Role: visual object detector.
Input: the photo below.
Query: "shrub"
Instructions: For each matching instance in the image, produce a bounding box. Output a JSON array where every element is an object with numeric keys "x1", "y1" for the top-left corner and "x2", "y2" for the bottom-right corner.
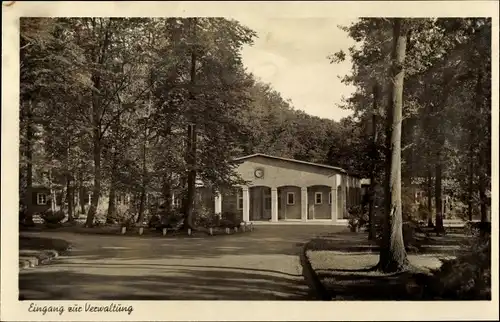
[
  {"x1": 148, "y1": 213, "x2": 161, "y2": 228},
  {"x1": 422, "y1": 236, "x2": 491, "y2": 300},
  {"x1": 40, "y1": 210, "x2": 66, "y2": 226},
  {"x1": 219, "y1": 212, "x2": 242, "y2": 229},
  {"x1": 193, "y1": 208, "x2": 219, "y2": 228},
  {"x1": 347, "y1": 205, "x2": 368, "y2": 232},
  {"x1": 464, "y1": 221, "x2": 491, "y2": 237},
  {"x1": 119, "y1": 209, "x2": 136, "y2": 229},
  {"x1": 155, "y1": 210, "x2": 184, "y2": 230}
]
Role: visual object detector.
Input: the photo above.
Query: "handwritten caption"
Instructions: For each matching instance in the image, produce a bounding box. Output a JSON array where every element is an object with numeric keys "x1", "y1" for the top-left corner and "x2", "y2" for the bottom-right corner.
[{"x1": 28, "y1": 303, "x2": 134, "y2": 315}]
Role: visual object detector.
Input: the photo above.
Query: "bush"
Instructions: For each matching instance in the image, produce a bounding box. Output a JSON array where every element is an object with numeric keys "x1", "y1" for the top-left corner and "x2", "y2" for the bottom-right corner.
[
  {"x1": 347, "y1": 205, "x2": 368, "y2": 232},
  {"x1": 148, "y1": 213, "x2": 161, "y2": 228},
  {"x1": 119, "y1": 210, "x2": 136, "y2": 229},
  {"x1": 464, "y1": 221, "x2": 491, "y2": 236},
  {"x1": 219, "y1": 212, "x2": 242, "y2": 229},
  {"x1": 193, "y1": 208, "x2": 220, "y2": 228},
  {"x1": 156, "y1": 210, "x2": 184, "y2": 230},
  {"x1": 40, "y1": 210, "x2": 66, "y2": 226},
  {"x1": 422, "y1": 236, "x2": 491, "y2": 300}
]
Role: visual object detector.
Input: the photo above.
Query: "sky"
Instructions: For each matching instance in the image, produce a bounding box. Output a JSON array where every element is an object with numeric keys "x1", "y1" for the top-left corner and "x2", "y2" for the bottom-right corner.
[{"x1": 239, "y1": 17, "x2": 358, "y2": 121}]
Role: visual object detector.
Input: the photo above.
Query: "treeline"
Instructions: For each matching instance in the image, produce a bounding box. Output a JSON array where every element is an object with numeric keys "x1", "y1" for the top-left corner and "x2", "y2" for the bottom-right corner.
[
  {"x1": 331, "y1": 18, "x2": 491, "y2": 271},
  {"x1": 19, "y1": 18, "x2": 349, "y2": 228}
]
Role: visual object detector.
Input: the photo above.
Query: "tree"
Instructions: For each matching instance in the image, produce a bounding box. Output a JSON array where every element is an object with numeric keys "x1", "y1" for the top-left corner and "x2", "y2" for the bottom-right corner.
[{"x1": 377, "y1": 18, "x2": 409, "y2": 272}]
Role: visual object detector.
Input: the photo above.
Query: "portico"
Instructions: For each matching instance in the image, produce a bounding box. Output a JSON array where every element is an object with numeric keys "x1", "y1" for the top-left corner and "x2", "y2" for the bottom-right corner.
[{"x1": 211, "y1": 154, "x2": 362, "y2": 225}]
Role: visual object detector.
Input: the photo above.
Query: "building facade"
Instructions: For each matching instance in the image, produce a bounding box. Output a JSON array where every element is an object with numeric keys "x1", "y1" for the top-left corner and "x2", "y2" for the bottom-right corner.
[{"x1": 203, "y1": 154, "x2": 363, "y2": 225}]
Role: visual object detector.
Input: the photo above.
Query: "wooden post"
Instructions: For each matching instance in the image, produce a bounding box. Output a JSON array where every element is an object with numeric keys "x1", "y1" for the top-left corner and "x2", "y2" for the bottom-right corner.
[
  {"x1": 162, "y1": 228, "x2": 167, "y2": 236},
  {"x1": 121, "y1": 227, "x2": 126, "y2": 234},
  {"x1": 138, "y1": 227, "x2": 144, "y2": 235}
]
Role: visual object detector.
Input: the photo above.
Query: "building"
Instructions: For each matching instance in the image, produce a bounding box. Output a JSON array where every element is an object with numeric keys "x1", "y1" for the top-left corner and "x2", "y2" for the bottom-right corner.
[{"x1": 197, "y1": 154, "x2": 363, "y2": 225}]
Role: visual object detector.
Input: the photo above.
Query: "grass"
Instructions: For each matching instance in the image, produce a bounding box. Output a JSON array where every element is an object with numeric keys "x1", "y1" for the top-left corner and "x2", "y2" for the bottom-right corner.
[
  {"x1": 19, "y1": 235, "x2": 72, "y2": 253},
  {"x1": 306, "y1": 231, "x2": 464, "y2": 300}
]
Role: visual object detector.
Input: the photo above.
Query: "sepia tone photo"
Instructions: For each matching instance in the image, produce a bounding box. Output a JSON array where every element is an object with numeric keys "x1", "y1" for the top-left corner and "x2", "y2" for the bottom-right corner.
[{"x1": 2, "y1": 1, "x2": 498, "y2": 321}]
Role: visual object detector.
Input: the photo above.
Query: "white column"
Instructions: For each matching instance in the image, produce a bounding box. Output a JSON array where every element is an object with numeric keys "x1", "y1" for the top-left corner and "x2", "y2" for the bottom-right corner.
[
  {"x1": 214, "y1": 192, "x2": 222, "y2": 214},
  {"x1": 271, "y1": 187, "x2": 278, "y2": 222},
  {"x1": 301, "y1": 187, "x2": 308, "y2": 222},
  {"x1": 331, "y1": 186, "x2": 338, "y2": 224},
  {"x1": 242, "y1": 186, "x2": 250, "y2": 223},
  {"x1": 336, "y1": 174, "x2": 343, "y2": 220}
]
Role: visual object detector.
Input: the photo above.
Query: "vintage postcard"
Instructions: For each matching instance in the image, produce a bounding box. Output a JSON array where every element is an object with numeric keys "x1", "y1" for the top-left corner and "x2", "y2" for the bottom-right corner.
[{"x1": 1, "y1": 1, "x2": 499, "y2": 321}]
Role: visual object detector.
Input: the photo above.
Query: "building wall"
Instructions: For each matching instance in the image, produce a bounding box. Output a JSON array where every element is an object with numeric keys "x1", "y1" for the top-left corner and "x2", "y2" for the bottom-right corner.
[
  {"x1": 278, "y1": 186, "x2": 301, "y2": 220},
  {"x1": 235, "y1": 156, "x2": 340, "y2": 188},
  {"x1": 26, "y1": 187, "x2": 51, "y2": 213},
  {"x1": 307, "y1": 185, "x2": 332, "y2": 220},
  {"x1": 249, "y1": 186, "x2": 271, "y2": 220},
  {"x1": 191, "y1": 156, "x2": 363, "y2": 222}
]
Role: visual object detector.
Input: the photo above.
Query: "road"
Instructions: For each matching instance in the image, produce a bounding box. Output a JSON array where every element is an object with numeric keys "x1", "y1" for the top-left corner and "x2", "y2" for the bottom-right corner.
[{"x1": 19, "y1": 225, "x2": 345, "y2": 300}]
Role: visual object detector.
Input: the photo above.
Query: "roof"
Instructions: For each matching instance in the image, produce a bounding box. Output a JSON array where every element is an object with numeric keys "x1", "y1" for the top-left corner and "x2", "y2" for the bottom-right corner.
[{"x1": 233, "y1": 153, "x2": 348, "y2": 174}]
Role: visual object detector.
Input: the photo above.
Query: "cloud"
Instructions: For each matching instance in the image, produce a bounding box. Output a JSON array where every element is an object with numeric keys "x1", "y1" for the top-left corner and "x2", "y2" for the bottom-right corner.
[{"x1": 240, "y1": 17, "x2": 357, "y2": 121}]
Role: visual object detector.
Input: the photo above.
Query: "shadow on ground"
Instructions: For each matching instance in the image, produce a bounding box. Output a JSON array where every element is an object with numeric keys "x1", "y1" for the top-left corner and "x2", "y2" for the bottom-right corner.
[
  {"x1": 19, "y1": 264, "x2": 308, "y2": 300},
  {"x1": 20, "y1": 226, "x2": 344, "y2": 260},
  {"x1": 306, "y1": 230, "x2": 476, "y2": 301}
]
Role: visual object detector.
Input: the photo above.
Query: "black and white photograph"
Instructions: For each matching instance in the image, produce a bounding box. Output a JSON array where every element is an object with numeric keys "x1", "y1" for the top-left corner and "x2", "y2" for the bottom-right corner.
[{"x1": 1, "y1": 1, "x2": 498, "y2": 321}]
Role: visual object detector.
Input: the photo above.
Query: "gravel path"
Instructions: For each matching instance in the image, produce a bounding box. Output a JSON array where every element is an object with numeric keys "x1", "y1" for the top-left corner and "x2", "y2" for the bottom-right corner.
[{"x1": 19, "y1": 225, "x2": 346, "y2": 300}]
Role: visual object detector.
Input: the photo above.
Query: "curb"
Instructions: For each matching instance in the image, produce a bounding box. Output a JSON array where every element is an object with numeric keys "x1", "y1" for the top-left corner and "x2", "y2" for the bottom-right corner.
[
  {"x1": 19, "y1": 243, "x2": 72, "y2": 270},
  {"x1": 299, "y1": 240, "x2": 332, "y2": 301},
  {"x1": 19, "y1": 249, "x2": 59, "y2": 270}
]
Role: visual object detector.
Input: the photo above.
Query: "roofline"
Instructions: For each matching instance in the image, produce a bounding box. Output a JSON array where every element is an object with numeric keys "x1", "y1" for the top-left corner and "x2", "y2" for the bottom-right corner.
[{"x1": 233, "y1": 153, "x2": 348, "y2": 174}]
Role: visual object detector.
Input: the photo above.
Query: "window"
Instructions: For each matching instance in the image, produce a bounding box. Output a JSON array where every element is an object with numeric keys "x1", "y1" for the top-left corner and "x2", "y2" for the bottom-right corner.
[
  {"x1": 237, "y1": 191, "x2": 243, "y2": 210},
  {"x1": 287, "y1": 192, "x2": 295, "y2": 205},
  {"x1": 36, "y1": 193, "x2": 47, "y2": 205},
  {"x1": 315, "y1": 192, "x2": 323, "y2": 205},
  {"x1": 329, "y1": 192, "x2": 332, "y2": 204}
]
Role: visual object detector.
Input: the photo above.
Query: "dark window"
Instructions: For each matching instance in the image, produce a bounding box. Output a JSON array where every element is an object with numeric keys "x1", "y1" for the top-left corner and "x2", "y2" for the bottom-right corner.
[
  {"x1": 36, "y1": 193, "x2": 47, "y2": 205},
  {"x1": 315, "y1": 192, "x2": 323, "y2": 204}
]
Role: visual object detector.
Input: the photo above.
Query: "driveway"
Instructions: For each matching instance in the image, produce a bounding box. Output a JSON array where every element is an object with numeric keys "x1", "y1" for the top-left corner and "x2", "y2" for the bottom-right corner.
[{"x1": 19, "y1": 225, "x2": 346, "y2": 300}]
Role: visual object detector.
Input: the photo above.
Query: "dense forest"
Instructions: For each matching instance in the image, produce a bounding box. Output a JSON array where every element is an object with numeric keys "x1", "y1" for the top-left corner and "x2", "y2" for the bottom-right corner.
[
  {"x1": 19, "y1": 18, "x2": 359, "y2": 228},
  {"x1": 19, "y1": 17, "x2": 492, "y2": 237},
  {"x1": 330, "y1": 18, "x2": 491, "y2": 271}
]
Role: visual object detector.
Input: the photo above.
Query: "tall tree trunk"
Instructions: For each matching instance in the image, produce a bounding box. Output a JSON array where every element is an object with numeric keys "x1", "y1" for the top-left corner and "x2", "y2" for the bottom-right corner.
[
  {"x1": 467, "y1": 148, "x2": 474, "y2": 222},
  {"x1": 474, "y1": 68, "x2": 489, "y2": 224},
  {"x1": 478, "y1": 168, "x2": 487, "y2": 223},
  {"x1": 85, "y1": 18, "x2": 111, "y2": 227},
  {"x1": 183, "y1": 18, "x2": 198, "y2": 230},
  {"x1": 79, "y1": 174, "x2": 86, "y2": 215},
  {"x1": 426, "y1": 169, "x2": 434, "y2": 227},
  {"x1": 368, "y1": 83, "x2": 380, "y2": 240},
  {"x1": 137, "y1": 95, "x2": 151, "y2": 225},
  {"x1": 86, "y1": 123, "x2": 101, "y2": 227},
  {"x1": 162, "y1": 174, "x2": 173, "y2": 215},
  {"x1": 66, "y1": 174, "x2": 74, "y2": 222},
  {"x1": 377, "y1": 18, "x2": 409, "y2": 273},
  {"x1": 434, "y1": 162, "x2": 445, "y2": 234},
  {"x1": 106, "y1": 174, "x2": 117, "y2": 223},
  {"x1": 136, "y1": 146, "x2": 148, "y2": 225},
  {"x1": 25, "y1": 99, "x2": 35, "y2": 225}
]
